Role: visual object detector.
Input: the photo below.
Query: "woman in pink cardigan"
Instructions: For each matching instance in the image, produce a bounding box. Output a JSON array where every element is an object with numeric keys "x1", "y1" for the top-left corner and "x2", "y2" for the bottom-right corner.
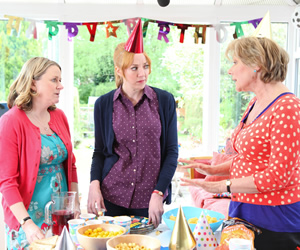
[
  {"x1": 0, "y1": 57, "x2": 80, "y2": 249},
  {"x1": 181, "y1": 37, "x2": 300, "y2": 249}
]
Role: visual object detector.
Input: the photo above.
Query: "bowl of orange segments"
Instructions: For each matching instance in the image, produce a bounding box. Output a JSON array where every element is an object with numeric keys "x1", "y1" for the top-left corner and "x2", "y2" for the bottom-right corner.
[{"x1": 76, "y1": 223, "x2": 126, "y2": 250}]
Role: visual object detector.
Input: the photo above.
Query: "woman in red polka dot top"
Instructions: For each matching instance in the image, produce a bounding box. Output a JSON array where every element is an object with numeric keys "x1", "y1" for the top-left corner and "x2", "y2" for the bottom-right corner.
[{"x1": 181, "y1": 37, "x2": 300, "y2": 249}]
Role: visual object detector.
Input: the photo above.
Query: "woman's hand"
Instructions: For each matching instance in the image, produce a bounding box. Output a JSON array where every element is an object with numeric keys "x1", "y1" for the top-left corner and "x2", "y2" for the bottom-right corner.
[
  {"x1": 148, "y1": 193, "x2": 164, "y2": 228},
  {"x1": 180, "y1": 162, "x2": 216, "y2": 176},
  {"x1": 180, "y1": 178, "x2": 225, "y2": 194},
  {"x1": 87, "y1": 180, "x2": 106, "y2": 215},
  {"x1": 22, "y1": 220, "x2": 45, "y2": 244}
]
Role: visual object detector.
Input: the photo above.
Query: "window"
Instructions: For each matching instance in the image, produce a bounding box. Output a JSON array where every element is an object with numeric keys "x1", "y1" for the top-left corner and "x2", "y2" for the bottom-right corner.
[{"x1": 0, "y1": 21, "x2": 54, "y2": 102}]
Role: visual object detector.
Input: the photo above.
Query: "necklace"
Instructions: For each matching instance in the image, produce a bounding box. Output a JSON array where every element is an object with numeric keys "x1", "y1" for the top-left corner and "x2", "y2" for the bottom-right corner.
[{"x1": 27, "y1": 112, "x2": 50, "y2": 132}]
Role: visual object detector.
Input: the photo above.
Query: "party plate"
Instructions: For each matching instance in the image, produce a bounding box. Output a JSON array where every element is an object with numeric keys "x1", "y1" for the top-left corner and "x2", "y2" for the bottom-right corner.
[{"x1": 129, "y1": 216, "x2": 154, "y2": 234}]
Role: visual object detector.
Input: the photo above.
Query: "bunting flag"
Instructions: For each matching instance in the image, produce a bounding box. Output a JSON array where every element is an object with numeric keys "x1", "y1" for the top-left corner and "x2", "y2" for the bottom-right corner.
[{"x1": 0, "y1": 13, "x2": 272, "y2": 44}]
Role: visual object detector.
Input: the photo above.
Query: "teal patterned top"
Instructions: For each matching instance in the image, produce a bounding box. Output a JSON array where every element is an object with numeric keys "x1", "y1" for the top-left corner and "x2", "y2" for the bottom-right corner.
[{"x1": 6, "y1": 132, "x2": 68, "y2": 249}]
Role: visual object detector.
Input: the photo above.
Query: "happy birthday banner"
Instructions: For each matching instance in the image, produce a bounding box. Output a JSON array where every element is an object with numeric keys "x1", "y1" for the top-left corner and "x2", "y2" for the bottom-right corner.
[{"x1": 3, "y1": 15, "x2": 263, "y2": 44}]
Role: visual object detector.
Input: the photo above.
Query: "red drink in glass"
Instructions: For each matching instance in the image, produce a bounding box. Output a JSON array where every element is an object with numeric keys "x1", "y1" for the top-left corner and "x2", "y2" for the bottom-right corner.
[{"x1": 52, "y1": 210, "x2": 74, "y2": 235}]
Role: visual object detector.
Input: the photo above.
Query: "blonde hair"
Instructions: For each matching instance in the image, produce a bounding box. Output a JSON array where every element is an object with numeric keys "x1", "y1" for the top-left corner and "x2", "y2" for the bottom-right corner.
[
  {"x1": 113, "y1": 43, "x2": 152, "y2": 88},
  {"x1": 7, "y1": 57, "x2": 61, "y2": 111},
  {"x1": 225, "y1": 37, "x2": 289, "y2": 83}
]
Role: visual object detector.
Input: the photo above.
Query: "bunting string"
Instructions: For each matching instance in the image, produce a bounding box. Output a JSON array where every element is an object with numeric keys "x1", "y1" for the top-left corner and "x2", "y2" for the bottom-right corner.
[{"x1": 2, "y1": 15, "x2": 263, "y2": 44}]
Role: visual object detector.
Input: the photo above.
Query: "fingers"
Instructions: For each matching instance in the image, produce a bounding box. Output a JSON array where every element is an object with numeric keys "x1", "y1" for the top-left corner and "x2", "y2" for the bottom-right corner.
[
  {"x1": 181, "y1": 163, "x2": 201, "y2": 169},
  {"x1": 180, "y1": 177, "x2": 200, "y2": 187},
  {"x1": 149, "y1": 213, "x2": 160, "y2": 228},
  {"x1": 27, "y1": 229, "x2": 45, "y2": 244}
]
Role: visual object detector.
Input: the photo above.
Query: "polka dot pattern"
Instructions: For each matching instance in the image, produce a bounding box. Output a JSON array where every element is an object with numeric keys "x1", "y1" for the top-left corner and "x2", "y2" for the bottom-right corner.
[
  {"x1": 193, "y1": 212, "x2": 218, "y2": 249},
  {"x1": 101, "y1": 86, "x2": 161, "y2": 208},
  {"x1": 231, "y1": 94, "x2": 300, "y2": 206}
]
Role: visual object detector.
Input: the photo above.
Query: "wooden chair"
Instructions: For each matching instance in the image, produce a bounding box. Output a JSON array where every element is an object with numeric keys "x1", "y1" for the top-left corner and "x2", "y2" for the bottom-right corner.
[{"x1": 189, "y1": 156, "x2": 212, "y2": 179}]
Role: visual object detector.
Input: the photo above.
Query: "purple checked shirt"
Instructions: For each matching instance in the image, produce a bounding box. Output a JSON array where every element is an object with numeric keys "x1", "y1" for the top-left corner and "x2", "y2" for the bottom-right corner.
[{"x1": 101, "y1": 85, "x2": 162, "y2": 209}]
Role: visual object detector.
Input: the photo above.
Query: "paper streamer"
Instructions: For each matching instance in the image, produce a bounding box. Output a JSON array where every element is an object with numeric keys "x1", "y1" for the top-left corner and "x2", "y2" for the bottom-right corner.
[
  {"x1": 105, "y1": 22, "x2": 119, "y2": 38},
  {"x1": 26, "y1": 20, "x2": 37, "y2": 39},
  {"x1": 141, "y1": 18, "x2": 150, "y2": 38},
  {"x1": 214, "y1": 24, "x2": 228, "y2": 43},
  {"x1": 176, "y1": 24, "x2": 189, "y2": 43},
  {"x1": 157, "y1": 21, "x2": 171, "y2": 43},
  {"x1": 64, "y1": 23, "x2": 81, "y2": 42},
  {"x1": 4, "y1": 15, "x2": 24, "y2": 36},
  {"x1": 248, "y1": 18, "x2": 263, "y2": 29},
  {"x1": 194, "y1": 25, "x2": 211, "y2": 44},
  {"x1": 45, "y1": 21, "x2": 63, "y2": 40},
  {"x1": 124, "y1": 18, "x2": 137, "y2": 35},
  {"x1": 231, "y1": 21, "x2": 248, "y2": 39},
  {"x1": 82, "y1": 22, "x2": 98, "y2": 42}
]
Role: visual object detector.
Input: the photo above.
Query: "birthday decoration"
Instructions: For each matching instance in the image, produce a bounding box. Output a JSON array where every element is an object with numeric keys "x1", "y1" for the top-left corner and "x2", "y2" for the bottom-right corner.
[
  {"x1": 45, "y1": 21, "x2": 63, "y2": 40},
  {"x1": 193, "y1": 212, "x2": 218, "y2": 250},
  {"x1": 169, "y1": 205, "x2": 196, "y2": 250},
  {"x1": 4, "y1": 15, "x2": 23, "y2": 36},
  {"x1": 0, "y1": 13, "x2": 274, "y2": 44},
  {"x1": 105, "y1": 21, "x2": 119, "y2": 38},
  {"x1": 82, "y1": 22, "x2": 98, "y2": 42},
  {"x1": 125, "y1": 18, "x2": 143, "y2": 53},
  {"x1": 157, "y1": 21, "x2": 172, "y2": 43},
  {"x1": 214, "y1": 24, "x2": 229, "y2": 43},
  {"x1": 25, "y1": 20, "x2": 37, "y2": 39},
  {"x1": 252, "y1": 11, "x2": 272, "y2": 39},
  {"x1": 64, "y1": 23, "x2": 81, "y2": 42}
]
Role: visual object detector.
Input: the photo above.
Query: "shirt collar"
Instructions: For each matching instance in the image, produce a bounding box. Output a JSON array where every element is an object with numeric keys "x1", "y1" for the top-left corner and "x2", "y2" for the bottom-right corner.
[{"x1": 113, "y1": 85, "x2": 154, "y2": 101}]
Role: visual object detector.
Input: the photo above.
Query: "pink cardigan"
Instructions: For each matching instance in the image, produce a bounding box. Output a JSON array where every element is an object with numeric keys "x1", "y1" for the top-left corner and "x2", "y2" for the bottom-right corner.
[{"x1": 0, "y1": 106, "x2": 78, "y2": 230}]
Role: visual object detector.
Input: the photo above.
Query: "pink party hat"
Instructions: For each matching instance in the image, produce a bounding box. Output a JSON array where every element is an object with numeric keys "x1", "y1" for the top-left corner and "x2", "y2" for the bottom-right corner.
[
  {"x1": 193, "y1": 211, "x2": 219, "y2": 250},
  {"x1": 125, "y1": 18, "x2": 144, "y2": 53}
]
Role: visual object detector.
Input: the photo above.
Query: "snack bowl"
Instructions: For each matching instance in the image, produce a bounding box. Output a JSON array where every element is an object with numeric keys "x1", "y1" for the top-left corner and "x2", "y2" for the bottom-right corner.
[
  {"x1": 162, "y1": 206, "x2": 225, "y2": 232},
  {"x1": 107, "y1": 234, "x2": 161, "y2": 250},
  {"x1": 76, "y1": 224, "x2": 126, "y2": 250}
]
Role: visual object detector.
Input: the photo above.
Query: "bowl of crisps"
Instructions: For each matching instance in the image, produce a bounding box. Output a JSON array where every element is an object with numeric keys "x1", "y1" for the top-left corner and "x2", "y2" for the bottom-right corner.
[
  {"x1": 76, "y1": 224, "x2": 126, "y2": 250},
  {"x1": 106, "y1": 234, "x2": 161, "y2": 250},
  {"x1": 162, "y1": 206, "x2": 225, "y2": 232}
]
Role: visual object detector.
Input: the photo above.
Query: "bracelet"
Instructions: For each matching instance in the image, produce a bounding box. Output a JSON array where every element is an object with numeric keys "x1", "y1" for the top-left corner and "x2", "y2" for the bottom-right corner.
[{"x1": 152, "y1": 190, "x2": 163, "y2": 197}]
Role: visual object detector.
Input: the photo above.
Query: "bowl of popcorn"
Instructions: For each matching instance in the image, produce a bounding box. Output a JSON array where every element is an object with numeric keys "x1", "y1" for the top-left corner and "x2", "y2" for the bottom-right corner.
[
  {"x1": 106, "y1": 234, "x2": 161, "y2": 250},
  {"x1": 76, "y1": 223, "x2": 126, "y2": 250}
]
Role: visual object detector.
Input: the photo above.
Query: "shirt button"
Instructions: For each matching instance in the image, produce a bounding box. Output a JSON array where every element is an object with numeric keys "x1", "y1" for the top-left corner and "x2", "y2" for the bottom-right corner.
[
  {"x1": 131, "y1": 183, "x2": 134, "y2": 186},
  {"x1": 133, "y1": 140, "x2": 135, "y2": 142},
  {"x1": 133, "y1": 169, "x2": 136, "y2": 172},
  {"x1": 132, "y1": 126, "x2": 135, "y2": 129}
]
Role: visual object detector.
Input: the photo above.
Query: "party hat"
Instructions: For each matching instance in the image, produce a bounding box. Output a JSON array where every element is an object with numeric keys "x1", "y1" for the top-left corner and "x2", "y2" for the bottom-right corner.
[
  {"x1": 169, "y1": 206, "x2": 196, "y2": 250},
  {"x1": 193, "y1": 212, "x2": 218, "y2": 250},
  {"x1": 252, "y1": 11, "x2": 272, "y2": 39},
  {"x1": 125, "y1": 18, "x2": 144, "y2": 53},
  {"x1": 55, "y1": 226, "x2": 76, "y2": 250}
]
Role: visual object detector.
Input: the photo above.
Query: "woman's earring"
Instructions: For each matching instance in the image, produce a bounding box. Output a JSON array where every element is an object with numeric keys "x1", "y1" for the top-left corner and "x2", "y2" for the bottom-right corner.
[{"x1": 254, "y1": 70, "x2": 257, "y2": 73}]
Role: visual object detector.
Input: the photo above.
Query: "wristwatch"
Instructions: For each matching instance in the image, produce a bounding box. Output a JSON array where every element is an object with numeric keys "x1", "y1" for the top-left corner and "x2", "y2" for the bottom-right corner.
[
  {"x1": 20, "y1": 216, "x2": 31, "y2": 226},
  {"x1": 226, "y1": 179, "x2": 232, "y2": 193}
]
